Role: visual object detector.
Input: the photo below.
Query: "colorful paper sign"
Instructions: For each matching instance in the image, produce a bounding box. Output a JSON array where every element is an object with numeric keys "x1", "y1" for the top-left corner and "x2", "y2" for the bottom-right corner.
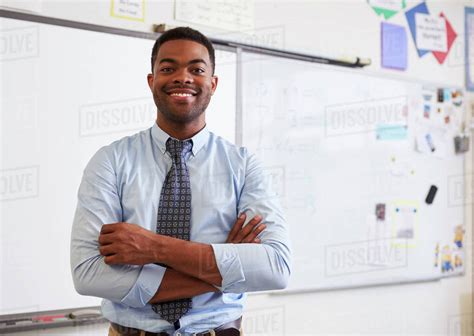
[
  {"x1": 405, "y1": 1, "x2": 430, "y2": 57},
  {"x1": 381, "y1": 22, "x2": 408, "y2": 70},
  {"x1": 432, "y1": 13, "x2": 457, "y2": 64},
  {"x1": 415, "y1": 13, "x2": 448, "y2": 52},
  {"x1": 376, "y1": 124, "x2": 408, "y2": 140},
  {"x1": 368, "y1": 0, "x2": 406, "y2": 20}
]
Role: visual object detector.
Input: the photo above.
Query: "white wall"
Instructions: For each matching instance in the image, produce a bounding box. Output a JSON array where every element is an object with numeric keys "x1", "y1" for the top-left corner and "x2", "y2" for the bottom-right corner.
[{"x1": 1, "y1": 0, "x2": 472, "y2": 335}]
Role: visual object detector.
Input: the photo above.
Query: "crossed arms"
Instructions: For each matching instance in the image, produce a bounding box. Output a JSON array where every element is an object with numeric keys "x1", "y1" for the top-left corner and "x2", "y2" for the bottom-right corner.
[
  {"x1": 71, "y1": 146, "x2": 291, "y2": 308},
  {"x1": 97, "y1": 214, "x2": 266, "y2": 303}
]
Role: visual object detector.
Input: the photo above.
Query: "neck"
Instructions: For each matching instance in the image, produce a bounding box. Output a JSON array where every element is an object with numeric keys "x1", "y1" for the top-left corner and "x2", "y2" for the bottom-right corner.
[{"x1": 156, "y1": 115, "x2": 206, "y2": 140}]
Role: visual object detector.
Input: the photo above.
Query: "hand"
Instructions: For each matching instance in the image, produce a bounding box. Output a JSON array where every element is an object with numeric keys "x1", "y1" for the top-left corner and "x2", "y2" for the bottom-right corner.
[
  {"x1": 98, "y1": 222, "x2": 160, "y2": 265},
  {"x1": 226, "y1": 213, "x2": 266, "y2": 244}
]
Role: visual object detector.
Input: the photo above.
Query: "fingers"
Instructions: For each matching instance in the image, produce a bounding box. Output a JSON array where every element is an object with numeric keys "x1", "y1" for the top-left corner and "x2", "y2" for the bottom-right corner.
[
  {"x1": 100, "y1": 223, "x2": 121, "y2": 234},
  {"x1": 233, "y1": 215, "x2": 263, "y2": 242},
  {"x1": 99, "y1": 244, "x2": 116, "y2": 257},
  {"x1": 104, "y1": 255, "x2": 118, "y2": 265},
  {"x1": 242, "y1": 223, "x2": 266, "y2": 243},
  {"x1": 98, "y1": 233, "x2": 114, "y2": 245},
  {"x1": 226, "y1": 213, "x2": 246, "y2": 243}
]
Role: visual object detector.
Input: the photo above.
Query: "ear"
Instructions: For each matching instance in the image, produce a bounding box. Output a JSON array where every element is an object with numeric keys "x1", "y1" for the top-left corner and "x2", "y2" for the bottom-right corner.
[
  {"x1": 210, "y1": 75, "x2": 218, "y2": 95},
  {"x1": 147, "y1": 73, "x2": 154, "y2": 90}
]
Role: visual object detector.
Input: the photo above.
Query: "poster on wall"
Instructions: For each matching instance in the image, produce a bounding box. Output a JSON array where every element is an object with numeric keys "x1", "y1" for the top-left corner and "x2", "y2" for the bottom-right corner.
[
  {"x1": 465, "y1": 7, "x2": 474, "y2": 91},
  {"x1": 381, "y1": 22, "x2": 408, "y2": 70},
  {"x1": 368, "y1": 0, "x2": 406, "y2": 20},
  {"x1": 174, "y1": 0, "x2": 254, "y2": 32},
  {"x1": 110, "y1": 0, "x2": 145, "y2": 22}
]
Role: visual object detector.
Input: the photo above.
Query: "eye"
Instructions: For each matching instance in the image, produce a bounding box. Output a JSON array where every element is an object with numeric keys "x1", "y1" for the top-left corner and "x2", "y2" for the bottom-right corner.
[
  {"x1": 160, "y1": 67, "x2": 174, "y2": 73},
  {"x1": 192, "y1": 67, "x2": 205, "y2": 74}
]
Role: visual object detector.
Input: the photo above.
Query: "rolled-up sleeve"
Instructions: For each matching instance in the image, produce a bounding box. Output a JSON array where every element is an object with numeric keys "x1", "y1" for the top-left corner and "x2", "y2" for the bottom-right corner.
[
  {"x1": 211, "y1": 152, "x2": 292, "y2": 293},
  {"x1": 70, "y1": 147, "x2": 166, "y2": 307}
]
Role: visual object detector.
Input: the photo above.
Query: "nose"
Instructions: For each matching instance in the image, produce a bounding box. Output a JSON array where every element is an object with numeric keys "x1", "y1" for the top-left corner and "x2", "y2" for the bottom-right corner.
[{"x1": 173, "y1": 68, "x2": 193, "y2": 84}]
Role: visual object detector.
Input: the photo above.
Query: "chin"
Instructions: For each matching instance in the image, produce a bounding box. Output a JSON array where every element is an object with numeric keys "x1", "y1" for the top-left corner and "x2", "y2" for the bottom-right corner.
[{"x1": 165, "y1": 110, "x2": 204, "y2": 124}]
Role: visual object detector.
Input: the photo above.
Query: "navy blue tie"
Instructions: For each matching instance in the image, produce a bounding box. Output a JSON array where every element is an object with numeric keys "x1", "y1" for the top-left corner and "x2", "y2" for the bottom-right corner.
[{"x1": 152, "y1": 138, "x2": 193, "y2": 324}]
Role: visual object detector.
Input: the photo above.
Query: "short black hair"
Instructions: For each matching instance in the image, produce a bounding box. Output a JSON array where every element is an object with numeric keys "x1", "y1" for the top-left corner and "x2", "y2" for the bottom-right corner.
[{"x1": 150, "y1": 27, "x2": 215, "y2": 74}]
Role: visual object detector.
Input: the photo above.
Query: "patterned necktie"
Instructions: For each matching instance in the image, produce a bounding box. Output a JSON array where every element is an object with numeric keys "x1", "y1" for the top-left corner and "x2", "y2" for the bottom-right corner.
[{"x1": 152, "y1": 138, "x2": 193, "y2": 324}]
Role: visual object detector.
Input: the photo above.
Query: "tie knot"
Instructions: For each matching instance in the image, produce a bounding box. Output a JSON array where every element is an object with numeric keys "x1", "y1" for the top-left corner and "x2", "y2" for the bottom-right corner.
[{"x1": 166, "y1": 138, "x2": 193, "y2": 160}]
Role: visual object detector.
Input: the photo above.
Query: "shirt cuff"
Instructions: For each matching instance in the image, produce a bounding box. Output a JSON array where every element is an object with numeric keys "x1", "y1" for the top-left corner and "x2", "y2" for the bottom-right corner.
[
  {"x1": 120, "y1": 264, "x2": 166, "y2": 308},
  {"x1": 211, "y1": 244, "x2": 245, "y2": 292}
]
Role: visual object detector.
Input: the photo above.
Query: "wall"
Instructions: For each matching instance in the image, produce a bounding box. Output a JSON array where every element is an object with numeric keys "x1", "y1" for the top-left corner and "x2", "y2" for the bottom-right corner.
[{"x1": 1, "y1": 0, "x2": 472, "y2": 334}]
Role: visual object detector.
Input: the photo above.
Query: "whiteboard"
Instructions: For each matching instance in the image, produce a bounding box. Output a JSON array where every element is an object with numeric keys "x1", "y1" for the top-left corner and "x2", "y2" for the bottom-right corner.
[
  {"x1": 0, "y1": 17, "x2": 236, "y2": 314},
  {"x1": 241, "y1": 52, "x2": 466, "y2": 292}
]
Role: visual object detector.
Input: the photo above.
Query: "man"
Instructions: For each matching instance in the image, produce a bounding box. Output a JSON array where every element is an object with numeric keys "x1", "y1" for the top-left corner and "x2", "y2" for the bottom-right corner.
[{"x1": 71, "y1": 27, "x2": 291, "y2": 336}]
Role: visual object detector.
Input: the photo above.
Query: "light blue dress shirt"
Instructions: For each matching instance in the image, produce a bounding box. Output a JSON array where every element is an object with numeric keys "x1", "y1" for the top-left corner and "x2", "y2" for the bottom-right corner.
[{"x1": 70, "y1": 123, "x2": 291, "y2": 334}]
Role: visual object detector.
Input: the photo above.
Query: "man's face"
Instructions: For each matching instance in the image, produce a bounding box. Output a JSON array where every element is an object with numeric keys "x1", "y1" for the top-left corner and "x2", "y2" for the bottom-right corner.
[{"x1": 147, "y1": 39, "x2": 218, "y2": 125}]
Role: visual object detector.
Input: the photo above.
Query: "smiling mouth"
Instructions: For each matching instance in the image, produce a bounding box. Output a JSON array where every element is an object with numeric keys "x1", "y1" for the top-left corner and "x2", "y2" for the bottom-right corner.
[{"x1": 169, "y1": 92, "x2": 195, "y2": 97}]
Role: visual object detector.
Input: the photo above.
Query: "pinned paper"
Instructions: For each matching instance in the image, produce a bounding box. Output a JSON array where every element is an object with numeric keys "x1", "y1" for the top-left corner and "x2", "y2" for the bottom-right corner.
[
  {"x1": 392, "y1": 203, "x2": 418, "y2": 239},
  {"x1": 376, "y1": 124, "x2": 408, "y2": 140},
  {"x1": 110, "y1": 0, "x2": 145, "y2": 21},
  {"x1": 415, "y1": 128, "x2": 448, "y2": 158},
  {"x1": 432, "y1": 13, "x2": 457, "y2": 65},
  {"x1": 381, "y1": 22, "x2": 408, "y2": 70},
  {"x1": 368, "y1": 0, "x2": 406, "y2": 20},
  {"x1": 389, "y1": 156, "x2": 415, "y2": 177},
  {"x1": 376, "y1": 203, "x2": 386, "y2": 221},
  {"x1": 415, "y1": 13, "x2": 448, "y2": 52},
  {"x1": 452, "y1": 90, "x2": 463, "y2": 107},
  {"x1": 441, "y1": 244, "x2": 455, "y2": 273},
  {"x1": 405, "y1": 2, "x2": 430, "y2": 57}
]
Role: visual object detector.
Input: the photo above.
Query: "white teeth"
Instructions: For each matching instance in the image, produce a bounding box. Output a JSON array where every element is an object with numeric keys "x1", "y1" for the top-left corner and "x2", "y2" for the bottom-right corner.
[{"x1": 170, "y1": 93, "x2": 193, "y2": 97}]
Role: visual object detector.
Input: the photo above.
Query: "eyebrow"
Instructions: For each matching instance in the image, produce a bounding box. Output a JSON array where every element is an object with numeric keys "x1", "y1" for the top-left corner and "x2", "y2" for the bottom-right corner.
[{"x1": 158, "y1": 58, "x2": 208, "y2": 66}]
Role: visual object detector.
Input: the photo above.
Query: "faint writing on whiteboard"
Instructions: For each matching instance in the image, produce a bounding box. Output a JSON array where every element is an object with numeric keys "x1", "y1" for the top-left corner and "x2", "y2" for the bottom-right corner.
[
  {"x1": 0, "y1": 26, "x2": 39, "y2": 61},
  {"x1": 175, "y1": 0, "x2": 254, "y2": 31},
  {"x1": 324, "y1": 96, "x2": 407, "y2": 137},
  {"x1": 415, "y1": 14, "x2": 447, "y2": 52},
  {"x1": 111, "y1": 0, "x2": 145, "y2": 21},
  {"x1": 79, "y1": 98, "x2": 155, "y2": 136}
]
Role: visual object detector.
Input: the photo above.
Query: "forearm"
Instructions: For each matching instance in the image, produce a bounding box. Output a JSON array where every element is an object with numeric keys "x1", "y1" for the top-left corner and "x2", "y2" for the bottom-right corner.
[
  {"x1": 72, "y1": 249, "x2": 166, "y2": 307},
  {"x1": 158, "y1": 236, "x2": 222, "y2": 286},
  {"x1": 148, "y1": 268, "x2": 218, "y2": 303},
  {"x1": 211, "y1": 241, "x2": 291, "y2": 293}
]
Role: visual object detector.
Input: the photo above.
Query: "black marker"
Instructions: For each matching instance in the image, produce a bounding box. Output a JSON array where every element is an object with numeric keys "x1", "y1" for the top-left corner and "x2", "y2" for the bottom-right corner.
[{"x1": 425, "y1": 185, "x2": 438, "y2": 204}]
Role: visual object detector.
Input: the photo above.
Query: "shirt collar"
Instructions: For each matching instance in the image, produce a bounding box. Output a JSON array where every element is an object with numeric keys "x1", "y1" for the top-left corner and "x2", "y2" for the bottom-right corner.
[{"x1": 151, "y1": 122, "x2": 209, "y2": 156}]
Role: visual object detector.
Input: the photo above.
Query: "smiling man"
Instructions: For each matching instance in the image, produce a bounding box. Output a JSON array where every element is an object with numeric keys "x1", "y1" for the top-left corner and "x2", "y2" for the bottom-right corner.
[{"x1": 71, "y1": 27, "x2": 291, "y2": 336}]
